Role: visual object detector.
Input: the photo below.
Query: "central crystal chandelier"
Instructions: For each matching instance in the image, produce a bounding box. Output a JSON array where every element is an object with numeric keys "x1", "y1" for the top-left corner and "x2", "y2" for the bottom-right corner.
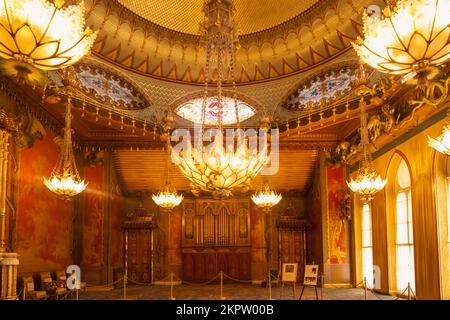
[
  {"x1": 347, "y1": 99, "x2": 387, "y2": 202},
  {"x1": 0, "y1": 0, "x2": 96, "y2": 82},
  {"x1": 44, "y1": 99, "x2": 87, "y2": 199},
  {"x1": 352, "y1": 0, "x2": 450, "y2": 88},
  {"x1": 251, "y1": 182, "x2": 282, "y2": 211},
  {"x1": 171, "y1": 0, "x2": 269, "y2": 199},
  {"x1": 153, "y1": 134, "x2": 183, "y2": 210}
]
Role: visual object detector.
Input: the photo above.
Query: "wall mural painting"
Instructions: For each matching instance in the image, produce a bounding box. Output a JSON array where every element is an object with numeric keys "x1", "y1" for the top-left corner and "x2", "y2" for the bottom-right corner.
[
  {"x1": 17, "y1": 129, "x2": 73, "y2": 272},
  {"x1": 82, "y1": 164, "x2": 104, "y2": 266},
  {"x1": 308, "y1": 167, "x2": 323, "y2": 265},
  {"x1": 326, "y1": 165, "x2": 349, "y2": 265}
]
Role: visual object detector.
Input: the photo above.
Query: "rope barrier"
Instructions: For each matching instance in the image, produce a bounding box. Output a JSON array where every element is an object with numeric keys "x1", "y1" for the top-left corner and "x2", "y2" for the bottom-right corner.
[
  {"x1": 85, "y1": 277, "x2": 124, "y2": 290},
  {"x1": 126, "y1": 278, "x2": 154, "y2": 286},
  {"x1": 16, "y1": 288, "x2": 24, "y2": 300},
  {"x1": 222, "y1": 273, "x2": 253, "y2": 284},
  {"x1": 173, "y1": 273, "x2": 221, "y2": 286}
]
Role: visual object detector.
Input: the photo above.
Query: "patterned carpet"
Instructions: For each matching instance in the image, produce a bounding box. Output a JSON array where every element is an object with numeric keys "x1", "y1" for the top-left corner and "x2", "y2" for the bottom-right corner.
[{"x1": 78, "y1": 284, "x2": 398, "y2": 300}]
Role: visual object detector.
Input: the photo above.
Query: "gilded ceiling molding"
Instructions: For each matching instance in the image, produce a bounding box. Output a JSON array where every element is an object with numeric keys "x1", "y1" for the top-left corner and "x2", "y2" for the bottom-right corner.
[
  {"x1": 85, "y1": 0, "x2": 368, "y2": 84},
  {"x1": 0, "y1": 77, "x2": 62, "y2": 140}
]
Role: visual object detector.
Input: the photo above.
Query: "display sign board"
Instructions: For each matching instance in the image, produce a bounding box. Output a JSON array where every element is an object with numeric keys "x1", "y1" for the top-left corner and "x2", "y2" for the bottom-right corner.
[
  {"x1": 281, "y1": 263, "x2": 298, "y2": 283},
  {"x1": 303, "y1": 265, "x2": 319, "y2": 286}
]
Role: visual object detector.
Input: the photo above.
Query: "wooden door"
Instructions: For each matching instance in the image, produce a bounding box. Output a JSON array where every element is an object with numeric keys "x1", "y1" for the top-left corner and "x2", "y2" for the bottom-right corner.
[
  {"x1": 279, "y1": 229, "x2": 306, "y2": 282},
  {"x1": 127, "y1": 229, "x2": 152, "y2": 283}
]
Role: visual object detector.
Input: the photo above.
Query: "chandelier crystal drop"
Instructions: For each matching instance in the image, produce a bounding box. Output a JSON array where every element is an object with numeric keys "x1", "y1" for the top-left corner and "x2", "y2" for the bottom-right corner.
[
  {"x1": 171, "y1": 0, "x2": 269, "y2": 199},
  {"x1": 0, "y1": 0, "x2": 97, "y2": 77},
  {"x1": 347, "y1": 97, "x2": 387, "y2": 201},
  {"x1": 251, "y1": 183, "x2": 282, "y2": 210},
  {"x1": 352, "y1": 0, "x2": 450, "y2": 87},
  {"x1": 43, "y1": 99, "x2": 87, "y2": 199},
  {"x1": 428, "y1": 112, "x2": 450, "y2": 155}
]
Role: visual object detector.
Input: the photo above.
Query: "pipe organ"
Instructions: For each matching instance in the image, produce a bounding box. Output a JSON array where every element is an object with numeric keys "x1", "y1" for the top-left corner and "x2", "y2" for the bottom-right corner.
[
  {"x1": 181, "y1": 199, "x2": 251, "y2": 282},
  {"x1": 182, "y1": 199, "x2": 250, "y2": 247}
]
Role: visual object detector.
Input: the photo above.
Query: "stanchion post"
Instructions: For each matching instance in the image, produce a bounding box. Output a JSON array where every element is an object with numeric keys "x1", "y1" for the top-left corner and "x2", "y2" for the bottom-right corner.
[
  {"x1": 268, "y1": 271, "x2": 273, "y2": 300},
  {"x1": 170, "y1": 272, "x2": 175, "y2": 300},
  {"x1": 321, "y1": 272, "x2": 324, "y2": 300},
  {"x1": 364, "y1": 277, "x2": 367, "y2": 300},
  {"x1": 124, "y1": 229, "x2": 128, "y2": 300},
  {"x1": 220, "y1": 271, "x2": 225, "y2": 300},
  {"x1": 407, "y1": 282, "x2": 411, "y2": 301},
  {"x1": 123, "y1": 276, "x2": 127, "y2": 300}
]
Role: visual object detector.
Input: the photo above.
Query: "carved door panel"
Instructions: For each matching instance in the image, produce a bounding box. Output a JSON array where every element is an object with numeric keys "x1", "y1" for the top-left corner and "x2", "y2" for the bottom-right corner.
[
  {"x1": 228, "y1": 253, "x2": 240, "y2": 280},
  {"x1": 239, "y1": 253, "x2": 251, "y2": 280},
  {"x1": 183, "y1": 253, "x2": 194, "y2": 282},
  {"x1": 206, "y1": 253, "x2": 216, "y2": 281},
  {"x1": 194, "y1": 253, "x2": 206, "y2": 282},
  {"x1": 127, "y1": 229, "x2": 152, "y2": 283},
  {"x1": 217, "y1": 252, "x2": 228, "y2": 275},
  {"x1": 279, "y1": 229, "x2": 306, "y2": 282}
]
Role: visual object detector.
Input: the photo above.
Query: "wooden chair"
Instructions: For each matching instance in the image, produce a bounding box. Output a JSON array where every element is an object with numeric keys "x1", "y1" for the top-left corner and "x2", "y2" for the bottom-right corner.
[
  {"x1": 56, "y1": 270, "x2": 87, "y2": 296},
  {"x1": 22, "y1": 275, "x2": 47, "y2": 300},
  {"x1": 40, "y1": 272, "x2": 67, "y2": 300}
]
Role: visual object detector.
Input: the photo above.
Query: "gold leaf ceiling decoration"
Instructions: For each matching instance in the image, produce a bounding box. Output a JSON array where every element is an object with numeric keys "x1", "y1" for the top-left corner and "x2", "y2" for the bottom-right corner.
[
  {"x1": 116, "y1": 0, "x2": 322, "y2": 35},
  {"x1": 84, "y1": 0, "x2": 383, "y2": 84}
]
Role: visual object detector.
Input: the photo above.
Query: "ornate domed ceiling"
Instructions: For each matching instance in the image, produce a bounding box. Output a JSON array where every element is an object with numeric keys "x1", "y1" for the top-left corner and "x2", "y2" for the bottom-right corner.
[
  {"x1": 116, "y1": 0, "x2": 322, "y2": 35},
  {"x1": 84, "y1": 0, "x2": 385, "y2": 84}
]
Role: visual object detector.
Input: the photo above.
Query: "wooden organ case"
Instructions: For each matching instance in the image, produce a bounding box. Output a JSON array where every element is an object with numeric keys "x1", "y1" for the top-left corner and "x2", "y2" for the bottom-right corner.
[
  {"x1": 277, "y1": 205, "x2": 308, "y2": 282},
  {"x1": 123, "y1": 204, "x2": 153, "y2": 284},
  {"x1": 181, "y1": 199, "x2": 251, "y2": 282}
]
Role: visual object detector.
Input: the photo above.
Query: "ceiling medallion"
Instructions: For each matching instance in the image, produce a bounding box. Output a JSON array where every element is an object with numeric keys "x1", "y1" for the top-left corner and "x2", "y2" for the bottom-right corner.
[
  {"x1": 171, "y1": 0, "x2": 270, "y2": 199},
  {"x1": 352, "y1": 0, "x2": 450, "y2": 89},
  {"x1": 44, "y1": 99, "x2": 87, "y2": 200},
  {"x1": 0, "y1": 0, "x2": 97, "y2": 83}
]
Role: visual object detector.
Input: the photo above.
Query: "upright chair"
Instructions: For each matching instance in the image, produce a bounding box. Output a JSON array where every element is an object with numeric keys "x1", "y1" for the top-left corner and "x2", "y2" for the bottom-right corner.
[
  {"x1": 40, "y1": 271, "x2": 67, "y2": 300},
  {"x1": 56, "y1": 270, "x2": 87, "y2": 297},
  {"x1": 22, "y1": 275, "x2": 47, "y2": 300}
]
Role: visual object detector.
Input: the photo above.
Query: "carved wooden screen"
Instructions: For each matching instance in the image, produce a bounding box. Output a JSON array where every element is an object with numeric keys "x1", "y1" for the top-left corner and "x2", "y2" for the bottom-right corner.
[{"x1": 182, "y1": 199, "x2": 250, "y2": 247}]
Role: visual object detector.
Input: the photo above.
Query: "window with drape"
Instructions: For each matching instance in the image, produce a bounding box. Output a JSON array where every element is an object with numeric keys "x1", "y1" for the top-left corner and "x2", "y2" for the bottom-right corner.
[
  {"x1": 395, "y1": 160, "x2": 415, "y2": 293},
  {"x1": 362, "y1": 203, "x2": 373, "y2": 287}
]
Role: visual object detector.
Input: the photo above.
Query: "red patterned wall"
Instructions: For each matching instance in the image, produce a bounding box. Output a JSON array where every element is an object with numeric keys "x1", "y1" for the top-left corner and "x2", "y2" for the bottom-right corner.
[
  {"x1": 109, "y1": 189, "x2": 123, "y2": 266},
  {"x1": 82, "y1": 164, "x2": 104, "y2": 266},
  {"x1": 16, "y1": 131, "x2": 73, "y2": 273},
  {"x1": 307, "y1": 163, "x2": 323, "y2": 265}
]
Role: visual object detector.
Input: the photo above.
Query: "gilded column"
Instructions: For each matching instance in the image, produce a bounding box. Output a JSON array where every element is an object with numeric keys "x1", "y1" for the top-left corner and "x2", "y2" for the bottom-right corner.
[
  {"x1": 0, "y1": 129, "x2": 19, "y2": 299},
  {"x1": 0, "y1": 130, "x2": 10, "y2": 252},
  {"x1": 0, "y1": 253, "x2": 19, "y2": 299}
]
